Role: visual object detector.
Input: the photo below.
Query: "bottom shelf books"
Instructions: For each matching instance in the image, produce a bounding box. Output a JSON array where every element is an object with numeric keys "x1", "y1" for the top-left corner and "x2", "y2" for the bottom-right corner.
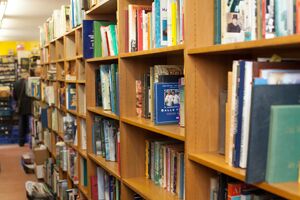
[
  {"x1": 210, "y1": 173, "x2": 285, "y2": 200},
  {"x1": 90, "y1": 166, "x2": 121, "y2": 200},
  {"x1": 145, "y1": 140, "x2": 185, "y2": 199}
]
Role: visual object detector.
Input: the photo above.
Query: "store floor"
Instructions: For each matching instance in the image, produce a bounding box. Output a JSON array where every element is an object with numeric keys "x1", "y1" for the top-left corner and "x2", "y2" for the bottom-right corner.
[{"x1": 0, "y1": 144, "x2": 36, "y2": 200}]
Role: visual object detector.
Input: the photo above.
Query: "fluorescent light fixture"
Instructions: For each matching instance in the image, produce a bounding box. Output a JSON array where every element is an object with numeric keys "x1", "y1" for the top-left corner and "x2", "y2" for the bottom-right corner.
[{"x1": 0, "y1": 0, "x2": 7, "y2": 28}]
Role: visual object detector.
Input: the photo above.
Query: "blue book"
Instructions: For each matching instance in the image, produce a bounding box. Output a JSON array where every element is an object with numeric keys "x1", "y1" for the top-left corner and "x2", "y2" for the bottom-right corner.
[
  {"x1": 155, "y1": 0, "x2": 161, "y2": 48},
  {"x1": 41, "y1": 108, "x2": 48, "y2": 128},
  {"x1": 233, "y1": 61, "x2": 246, "y2": 167},
  {"x1": 67, "y1": 84, "x2": 76, "y2": 110},
  {"x1": 275, "y1": 0, "x2": 288, "y2": 36},
  {"x1": 214, "y1": 0, "x2": 221, "y2": 44},
  {"x1": 83, "y1": 20, "x2": 95, "y2": 59},
  {"x1": 154, "y1": 82, "x2": 180, "y2": 124}
]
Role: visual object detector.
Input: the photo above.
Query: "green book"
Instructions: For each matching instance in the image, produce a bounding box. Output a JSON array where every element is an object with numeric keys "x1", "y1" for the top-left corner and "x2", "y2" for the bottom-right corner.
[
  {"x1": 109, "y1": 25, "x2": 118, "y2": 55},
  {"x1": 93, "y1": 21, "x2": 115, "y2": 57},
  {"x1": 266, "y1": 105, "x2": 300, "y2": 183}
]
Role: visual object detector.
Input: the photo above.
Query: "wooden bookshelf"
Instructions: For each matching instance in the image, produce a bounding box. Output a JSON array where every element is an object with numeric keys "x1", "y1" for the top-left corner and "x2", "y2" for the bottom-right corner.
[
  {"x1": 123, "y1": 177, "x2": 180, "y2": 200},
  {"x1": 38, "y1": 0, "x2": 300, "y2": 199},
  {"x1": 121, "y1": 116, "x2": 185, "y2": 141},
  {"x1": 88, "y1": 153, "x2": 121, "y2": 180}
]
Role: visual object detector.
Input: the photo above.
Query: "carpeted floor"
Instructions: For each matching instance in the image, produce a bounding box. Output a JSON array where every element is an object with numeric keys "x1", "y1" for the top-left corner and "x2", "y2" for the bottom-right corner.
[{"x1": 0, "y1": 144, "x2": 36, "y2": 200}]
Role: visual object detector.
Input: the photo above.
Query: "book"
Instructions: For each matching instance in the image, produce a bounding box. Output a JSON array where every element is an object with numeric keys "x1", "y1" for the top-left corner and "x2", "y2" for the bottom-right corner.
[
  {"x1": 63, "y1": 114, "x2": 77, "y2": 143},
  {"x1": 246, "y1": 84, "x2": 300, "y2": 184},
  {"x1": 100, "y1": 65, "x2": 111, "y2": 110},
  {"x1": 154, "y1": 82, "x2": 180, "y2": 124},
  {"x1": 66, "y1": 84, "x2": 76, "y2": 110},
  {"x1": 83, "y1": 20, "x2": 95, "y2": 59},
  {"x1": 266, "y1": 105, "x2": 300, "y2": 183},
  {"x1": 93, "y1": 21, "x2": 115, "y2": 57}
]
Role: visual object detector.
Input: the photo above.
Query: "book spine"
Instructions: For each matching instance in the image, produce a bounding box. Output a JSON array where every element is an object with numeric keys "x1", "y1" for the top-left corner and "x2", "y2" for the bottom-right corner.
[
  {"x1": 152, "y1": 2, "x2": 156, "y2": 48},
  {"x1": 128, "y1": 5, "x2": 137, "y2": 52},
  {"x1": 160, "y1": 0, "x2": 168, "y2": 46},
  {"x1": 214, "y1": 0, "x2": 221, "y2": 44},
  {"x1": 167, "y1": 0, "x2": 172, "y2": 46},
  {"x1": 143, "y1": 11, "x2": 149, "y2": 50},
  {"x1": 137, "y1": 8, "x2": 143, "y2": 51},
  {"x1": 155, "y1": 0, "x2": 161, "y2": 48},
  {"x1": 297, "y1": 0, "x2": 300, "y2": 34}
]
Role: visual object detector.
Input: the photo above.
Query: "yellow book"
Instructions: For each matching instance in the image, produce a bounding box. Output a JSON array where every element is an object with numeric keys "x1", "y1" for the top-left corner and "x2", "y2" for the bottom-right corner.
[
  {"x1": 225, "y1": 72, "x2": 232, "y2": 164},
  {"x1": 171, "y1": 1, "x2": 177, "y2": 46}
]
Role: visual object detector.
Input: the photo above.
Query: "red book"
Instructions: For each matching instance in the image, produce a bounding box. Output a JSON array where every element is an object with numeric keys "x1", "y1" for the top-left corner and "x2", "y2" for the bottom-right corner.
[
  {"x1": 137, "y1": 8, "x2": 143, "y2": 51},
  {"x1": 262, "y1": 0, "x2": 266, "y2": 38},
  {"x1": 104, "y1": 28, "x2": 111, "y2": 56},
  {"x1": 227, "y1": 183, "x2": 242, "y2": 199},
  {"x1": 297, "y1": 0, "x2": 300, "y2": 34},
  {"x1": 90, "y1": 176, "x2": 98, "y2": 200}
]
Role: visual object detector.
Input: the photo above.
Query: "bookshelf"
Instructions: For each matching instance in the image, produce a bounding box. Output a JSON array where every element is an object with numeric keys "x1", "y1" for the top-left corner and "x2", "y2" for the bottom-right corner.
[{"x1": 38, "y1": 0, "x2": 300, "y2": 200}]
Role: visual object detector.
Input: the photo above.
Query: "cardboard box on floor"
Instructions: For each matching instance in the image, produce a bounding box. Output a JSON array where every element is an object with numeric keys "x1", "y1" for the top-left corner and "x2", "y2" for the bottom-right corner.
[{"x1": 33, "y1": 147, "x2": 49, "y2": 165}]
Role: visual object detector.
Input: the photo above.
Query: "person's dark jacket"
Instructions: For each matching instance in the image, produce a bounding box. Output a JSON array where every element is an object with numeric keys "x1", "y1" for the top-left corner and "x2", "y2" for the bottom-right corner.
[{"x1": 13, "y1": 78, "x2": 32, "y2": 115}]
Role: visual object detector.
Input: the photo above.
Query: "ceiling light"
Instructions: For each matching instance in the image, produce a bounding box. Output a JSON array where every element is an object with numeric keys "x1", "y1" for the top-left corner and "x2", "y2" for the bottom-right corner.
[{"x1": 0, "y1": 0, "x2": 7, "y2": 28}]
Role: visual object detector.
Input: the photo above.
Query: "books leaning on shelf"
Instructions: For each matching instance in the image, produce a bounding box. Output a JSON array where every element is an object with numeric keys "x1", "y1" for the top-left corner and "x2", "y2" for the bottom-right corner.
[
  {"x1": 66, "y1": 84, "x2": 77, "y2": 110},
  {"x1": 135, "y1": 65, "x2": 184, "y2": 125},
  {"x1": 222, "y1": 59, "x2": 300, "y2": 184},
  {"x1": 145, "y1": 140, "x2": 185, "y2": 199},
  {"x1": 209, "y1": 173, "x2": 285, "y2": 200},
  {"x1": 83, "y1": 20, "x2": 118, "y2": 59},
  {"x1": 215, "y1": 0, "x2": 300, "y2": 44},
  {"x1": 68, "y1": 148, "x2": 79, "y2": 184},
  {"x1": 95, "y1": 64, "x2": 119, "y2": 115},
  {"x1": 92, "y1": 116, "x2": 120, "y2": 162},
  {"x1": 127, "y1": 0, "x2": 184, "y2": 52},
  {"x1": 26, "y1": 77, "x2": 41, "y2": 99},
  {"x1": 90, "y1": 167, "x2": 121, "y2": 200},
  {"x1": 48, "y1": 64, "x2": 57, "y2": 80}
]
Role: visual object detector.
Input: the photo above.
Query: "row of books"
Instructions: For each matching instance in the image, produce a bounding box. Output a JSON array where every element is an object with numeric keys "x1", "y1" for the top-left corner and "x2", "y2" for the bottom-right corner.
[
  {"x1": 63, "y1": 114, "x2": 78, "y2": 144},
  {"x1": 223, "y1": 59, "x2": 300, "y2": 184},
  {"x1": 127, "y1": 0, "x2": 184, "y2": 52},
  {"x1": 136, "y1": 65, "x2": 184, "y2": 125},
  {"x1": 26, "y1": 77, "x2": 41, "y2": 99},
  {"x1": 83, "y1": 20, "x2": 119, "y2": 59},
  {"x1": 44, "y1": 157, "x2": 80, "y2": 200},
  {"x1": 216, "y1": 0, "x2": 300, "y2": 44},
  {"x1": 145, "y1": 140, "x2": 185, "y2": 199},
  {"x1": 210, "y1": 173, "x2": 285, "y2": 200},
  {"x1": 90, "y1": 167, "x2": 121, "y2": 200},
  {"x1": 92, "y1": 116, "x2": 120, "y2": 163},
  {"x1": 66, "y1": 84, "x2": 77, "y2": 110},
  {"x1": 39, "y1": 0, "x2": 84, "y2": 46},
  {"x1": 95, "y1": 64, "x2": 119, "y2": 115}
]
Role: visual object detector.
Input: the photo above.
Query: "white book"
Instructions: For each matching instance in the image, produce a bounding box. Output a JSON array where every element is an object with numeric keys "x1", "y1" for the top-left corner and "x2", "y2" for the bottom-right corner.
[
  {"x1": 142, "y1": 10, "x2": 149, "y2": 50},
  {"x1": 179, "y1": 0, "x2": 184, "y2": 43},
  {"x1": 239, "y1": 61, "x2": 253, "y2": 168},
  {"x1": 228, "y1": 61, "x2": 239, "y2": 166},
  {"x1": 287, "y1": 0, "x2": 294, "y2": 35},
  {"x1": 81, "y1": 120, "x2": 86, "y2": 150},
  {"x1": 97, "y1": 167, "x2": 105, "y2": 200},
  {"x1": 128, "y1": 5, "x2": 137, "y2": 52},
  {"x1": 161, "y1": 0, "x2": 168, "y2": 46},
  {"x1": 100, "y1": 65, "x2": 111, "y2": 110},
  {"x1": 106, "y1": 26, "x2": 114, "y2": 56},
  {"x1": 152, "y1": 2, "x2": 156, "y2": 48},
  {"x1": 108, "y1": 125, "x2": 116, "y2": 161},
  {"x1": 100, "y1": 26, "x2": 109, "y2": 57}
]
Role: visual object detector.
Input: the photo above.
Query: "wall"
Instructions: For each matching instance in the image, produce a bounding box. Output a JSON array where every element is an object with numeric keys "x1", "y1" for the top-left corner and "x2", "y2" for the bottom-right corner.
[{"x1": 0, "y1": 41, "x2": 39, "y2": 55}]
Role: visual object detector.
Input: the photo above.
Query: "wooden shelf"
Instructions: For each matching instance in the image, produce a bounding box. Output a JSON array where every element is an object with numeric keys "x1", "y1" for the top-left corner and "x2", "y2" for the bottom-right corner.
[
  {"x1": 56, "y1": 58, "x2": 64, "y2": 63},
  {"x1": 85, "y1": 0, "x2": 117, "y2": 15},
  {"x1": 88, "y1": 153, "x2": 121, "y2": 180},
  {"x1": 65, "y1": 57, "x2": 77, "y2": 62},
  {"x1": 121, "y1": 116, "x2": 185, "y2": 141},
  {"x1": 188, "y1": 152, "x2": 300, "y2": 200},
  {"x1": 78, "y1": 184, "x2": 88, "y2": 198},
  {"x1": 77, "y1": 80, "x2": 86, "y2": 84},
  {"x1": 65, "y1": 79, "x2": 77, "y2": 83},
  {"x1": 86, "y1": 56, "x2": 118, "y2": 63},
  {"x1": 77, "y1": 148, "x2": 87, "y2": 159},
  {"x1": 76, "y1": 55, "x2": 83, "y2": 59},
  {"x1": 77, "y1": 113, "x2": 86, "y2": 119},
  {"x1": 188, "y1": 152, "x2": 244, "y2": 181},
  {"x1": 120, "y1": 44, "x2": 184, "y2": 58},
  {"x1": 188, "y1": 35, "x2": 300, "y2": 55},
  {"x1": 66, "y1": 109, "x2": 78, "y2": 116},
  {"x1": 123, "y1": 177, "x2": 180, "y2": 200},
  {"x1": 87, "y1": 106, "x2": 119, "y2": 120}
]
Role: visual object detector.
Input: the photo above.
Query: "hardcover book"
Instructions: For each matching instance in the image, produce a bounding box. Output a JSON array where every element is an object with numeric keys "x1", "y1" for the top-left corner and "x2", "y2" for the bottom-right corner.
[
  {"x1": 266, "y1": 105, "x2": 300, "y2": 183},
  {"x1": 246, "y1": 84, "x2": 300, "y2": 184},
  {"x1": 154, "y1": 82, "x2": 180, "y2": 124},
  {"x1": 83, "y1": 20, "x2": 95, "y2": 59}
]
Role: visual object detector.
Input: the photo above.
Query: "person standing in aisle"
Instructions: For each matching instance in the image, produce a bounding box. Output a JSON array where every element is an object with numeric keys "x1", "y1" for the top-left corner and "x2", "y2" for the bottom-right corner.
[{"x1": 13, "y1": 73, "x2": 32, "y2": 146}]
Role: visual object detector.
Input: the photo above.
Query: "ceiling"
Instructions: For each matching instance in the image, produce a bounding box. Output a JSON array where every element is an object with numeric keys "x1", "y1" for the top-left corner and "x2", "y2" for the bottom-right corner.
[{"x1": 0, "y1": 0, "x2": 69, "y2": 41}]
